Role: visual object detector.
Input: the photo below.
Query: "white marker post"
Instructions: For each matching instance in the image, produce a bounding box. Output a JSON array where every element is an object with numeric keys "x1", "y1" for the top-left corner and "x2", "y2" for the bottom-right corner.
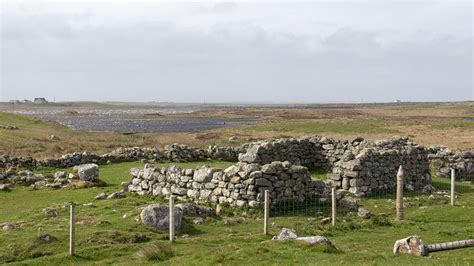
[
  {"x1": 264, "y1": 190, "x2": 269, "y2": 235},
  {"x1": 69, "y1": 203, "x2": 75, "y2": 256},
  {"x1": 331, "y1": 187, "x2": 336, "y2": 226},
  {"x1": 396, "y1": 165, "x2": 404, "y2": 221},
  {"x1": 169, "y1": 196, "x2": 175, "y2": 242},
  {"x1": 451, "y1": 169, "x2": 456, "y2": 206}
]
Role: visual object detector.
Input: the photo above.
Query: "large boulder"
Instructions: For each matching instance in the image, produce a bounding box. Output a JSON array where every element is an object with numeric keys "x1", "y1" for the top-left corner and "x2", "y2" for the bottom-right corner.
[
  {"x1": 339, "y1": 196, "x2": 358, "y2": 211},
  {"x1": 140, "y1": 204, "x2": 183, "y2": 231},
  {"x1": 175, "y1": 203, "x2": 213, "y2": 217},
  {"x1": 73, "y1": 164, "x2": 99, "y2": 182}
]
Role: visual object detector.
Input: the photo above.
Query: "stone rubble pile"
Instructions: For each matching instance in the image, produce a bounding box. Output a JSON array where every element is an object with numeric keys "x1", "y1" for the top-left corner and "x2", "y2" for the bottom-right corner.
[
  {"x1": 127, "y1": 161, "x2": 328, "y2": 207},
  {"x1": 428, "y1": 146, "x2": 473, "y2": 180},
  {"x1": 0, "y1": 125, "x2": 19, "y2": 130},
  {"x1": 7, "y1": 170, "x2": 45, "y2": 185},
  {"x1": 0, "y1": 164, "x2": 103, "y2": 190}
]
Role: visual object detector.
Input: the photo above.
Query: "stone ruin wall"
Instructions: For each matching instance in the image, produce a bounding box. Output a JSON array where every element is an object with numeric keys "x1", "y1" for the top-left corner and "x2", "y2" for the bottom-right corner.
[
  {"x1": 126, "y1": 161, "x2": 328, "y2": 207},
  {"x1": 428, "y1": 146, "x2": 473, "y2": 180},
  {"x1": 331, "y1": 143, "x2": 431, "y2": 195},
  {"x1": 2, "y1": 135, "x2": 470, "y2": 182},
  {"x1": 127, "y1": 136, "x2": 434, "y2": 206},
  {"x1": 0, "y1": 144, "x2": 246, "y2": 171},
  {"x1": 238, "y1": 136, "x2": 432, "y2": 196}
]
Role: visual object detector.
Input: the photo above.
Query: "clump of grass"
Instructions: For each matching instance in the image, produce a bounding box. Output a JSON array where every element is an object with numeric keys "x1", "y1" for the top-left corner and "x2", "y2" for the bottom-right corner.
[
  {"x1": 136, "y1": 242, "x2": 175, "y2": 261},
  {"x1": 310, "y1": 168, "x2": 331, "y2": 180},
  {"x1": 371, "y1": 215, "x2": 392, "y2": 226}
]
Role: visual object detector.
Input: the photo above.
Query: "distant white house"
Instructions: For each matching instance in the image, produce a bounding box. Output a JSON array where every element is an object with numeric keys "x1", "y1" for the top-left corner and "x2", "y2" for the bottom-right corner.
[{"x1": 34, "y1": 98, "x2": 48, "y2": 104}]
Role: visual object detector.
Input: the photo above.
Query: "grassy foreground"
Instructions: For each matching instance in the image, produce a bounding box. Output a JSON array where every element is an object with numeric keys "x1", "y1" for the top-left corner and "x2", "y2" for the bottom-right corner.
[{"x1": 0, "y1": 161, "x2": 473, "y2": 265}]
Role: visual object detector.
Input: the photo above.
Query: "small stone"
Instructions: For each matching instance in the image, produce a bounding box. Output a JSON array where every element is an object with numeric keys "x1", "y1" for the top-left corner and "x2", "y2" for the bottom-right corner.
[
  {"x1": 296, "y1": 236, "x2": 335, "y2": 248},
  {"x1": 193, "y1": 217, "x2": 205, "y2": 225},
  {"x1": 107, "y1": 191, "x2": 126, "y2": 199},
  {"x1": 43, "y1": 208, "x2": 58, "y2": 218},
  {"x1": 357, "y1": 207, "x2": 371, "y2": 218},
  {"x1": 2, "y1": 223, "x2": 15, "y2": 231},
  {"x1": 38, "y1": 233, "x2": 56, "y2": 242},
  {"x1": 49, "y1": 135, "x2": 60, "y2": 141},
  {"x1": 54, "y1": 171, "x2": 68, "y2": 179},
  {"x1": 0, "y1": 184, "x2": 11, "y2": 192},
  {"x1": 272, "y1": 228, "x2": 298, "y2": 240},
  {"x1": 320, "y1": 217, "x2": 331, "y2": 225},
  {"x1": 95, "y1": 192, "x2": 107, "y2": 200},
  {"x1": 248, "y1": 200, "x2": 260, "y2": 208},
  {"x1": 215, "y1": 204, "x2": 222, "y2": 215}
]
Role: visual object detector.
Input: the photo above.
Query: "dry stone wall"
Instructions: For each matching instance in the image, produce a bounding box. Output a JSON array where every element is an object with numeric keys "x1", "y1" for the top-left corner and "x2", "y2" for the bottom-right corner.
[
  {"x1": 331, "y1": 138, "x2": 431, "y2": 195},
  {"x1": 127, "y1": 161, "x2": 328, "y2": 207},
  {"x1": 239, "y1": 136, "x2": 431, "y2": 196},
  {"x1": 428, "y1": 146, "x2": 474, "y2": 180},
  {"x1": 0, "y1": 144, "x2": 246, "y2": 171}
]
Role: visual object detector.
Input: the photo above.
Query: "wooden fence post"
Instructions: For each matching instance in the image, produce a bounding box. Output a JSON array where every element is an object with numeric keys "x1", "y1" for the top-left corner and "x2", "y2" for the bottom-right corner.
[
  {"x1": 69, "y1": 203, "x2": 75, "y2": 256},
  {"x1": 169, "y1": 195, "x2": 175, "y2": 242},
  {"x1": 331, "y1": 187, "x2": 336, "y2": 226},
  {"x1": 451, "y1": 168, "x2": 456, "y2": 206},
  {"x1": 264, "y1": 190, "x2": 269, "y2": 235},
  {"x1": 396, "y1": 165, "x2": 404, "y2": 221}
]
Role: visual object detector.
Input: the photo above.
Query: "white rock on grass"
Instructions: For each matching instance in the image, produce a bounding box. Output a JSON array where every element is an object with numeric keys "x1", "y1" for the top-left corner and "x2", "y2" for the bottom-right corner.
[
  {"x1": 273, "y1": 228, "x2": 336, "y2": 248},
  {"x1": 73, "y1": 164, "x2": 99, "y2": 182},
  {"x1": 140, "y1": 204, "x2": 183, "y2": 231},
  {"x1": 272, "y1": 228, "x2": 298, "y2": 240}
]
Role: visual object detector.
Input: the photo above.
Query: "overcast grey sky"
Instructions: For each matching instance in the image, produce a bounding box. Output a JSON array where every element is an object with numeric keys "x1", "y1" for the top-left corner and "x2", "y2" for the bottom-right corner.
[{"x1": 0, "y1": 1, "x2": 472, "y2": 103}]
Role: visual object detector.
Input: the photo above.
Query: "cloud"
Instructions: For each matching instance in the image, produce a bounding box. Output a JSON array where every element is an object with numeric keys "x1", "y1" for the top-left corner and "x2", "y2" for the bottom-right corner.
[{"x1": 0, "y1": 2, "x2": 472, "y2": 102}]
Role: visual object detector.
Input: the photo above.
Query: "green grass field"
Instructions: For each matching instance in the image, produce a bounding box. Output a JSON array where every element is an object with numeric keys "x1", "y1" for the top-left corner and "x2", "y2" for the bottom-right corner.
[
  {"x1": 1, "y1": 161, "x2": 473, "y2": 265},
  {"x1": 0, "y1": 112, "x2": 140, "y2": 157}
]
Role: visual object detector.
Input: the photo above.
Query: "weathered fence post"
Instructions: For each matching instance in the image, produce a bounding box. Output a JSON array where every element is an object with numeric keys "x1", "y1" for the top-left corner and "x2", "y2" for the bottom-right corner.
[
  {"x1": 69, "y1": 203, "x2": 75, "y2": 256},
  {"x1": 396, "y1": 165, "x2": 404, "y2": 221},
  {"x1": 331, "y1": 187, "x2": 336, "y2": 226},
  {"x1": 169, "y1": 195, "x2": 175, "y2": 242},
  {"x1": 450, "y1": 168, "x2": 456, "y2": 206},
  {"x1": 264, "y1": 190, "x2": 269, "y2": 235}
]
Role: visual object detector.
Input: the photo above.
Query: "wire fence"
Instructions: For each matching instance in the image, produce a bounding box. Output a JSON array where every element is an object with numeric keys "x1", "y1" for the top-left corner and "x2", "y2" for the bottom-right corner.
[{"x1": 268, "y1": 169, "x2": 473, "y2": 226}]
